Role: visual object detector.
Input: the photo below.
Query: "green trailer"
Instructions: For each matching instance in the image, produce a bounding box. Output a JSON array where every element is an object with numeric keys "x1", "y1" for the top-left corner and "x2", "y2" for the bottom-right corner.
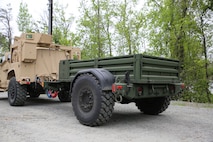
[{"x1": 45, "y1": 54, "x2": 184, "y2": 126}]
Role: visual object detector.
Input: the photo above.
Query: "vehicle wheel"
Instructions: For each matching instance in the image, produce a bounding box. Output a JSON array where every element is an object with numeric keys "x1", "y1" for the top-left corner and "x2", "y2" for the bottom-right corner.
[
  {"x1": 135, "y1": 96, "x2": 171, "y2": 115},
  {"x1": 8, "y1": 77, "x2": 27, "y2": 106},
  {"x1": 58, "y1": 90, "x2": 71, "y2": 102},
  {"x1": 72, "y1": 73, "x2": 115, "y2": 126}
]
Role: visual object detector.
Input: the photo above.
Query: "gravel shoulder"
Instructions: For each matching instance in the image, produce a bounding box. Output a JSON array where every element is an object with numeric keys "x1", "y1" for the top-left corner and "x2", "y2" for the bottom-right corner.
[{"x1": 0, "y1": 92, "x2": 213, "y2": 142}]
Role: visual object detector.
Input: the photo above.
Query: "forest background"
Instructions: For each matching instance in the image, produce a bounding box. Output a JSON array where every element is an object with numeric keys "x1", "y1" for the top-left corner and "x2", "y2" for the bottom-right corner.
[{"x1": 0, "y1": 0, "x2": 213, "y2": 103}]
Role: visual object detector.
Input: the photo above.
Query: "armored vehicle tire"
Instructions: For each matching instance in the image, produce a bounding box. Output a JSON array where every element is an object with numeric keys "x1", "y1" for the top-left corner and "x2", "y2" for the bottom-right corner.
[
  {"x1": 58, "y1": 90, "x2": 71, "y2": 102},
  {"x1": 8, "y1": 77, "x2": 27, "y2": 106},
  {"x1": 72, "y1": 73, "x2": 115, "y2": 126},
  {"x1": 135, "y1": 96, "x2": 171, "y2": 115}
]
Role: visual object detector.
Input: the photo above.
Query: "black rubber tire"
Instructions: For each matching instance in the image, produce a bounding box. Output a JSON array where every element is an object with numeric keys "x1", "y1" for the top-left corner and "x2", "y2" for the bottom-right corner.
[
  {"x1": 58, "y1": 90, "x2": 71, "y2": 102},
  {"x1": 72, "y1": 73, "x2": 115, "y2": 126},
  {"x1": 135, "y1": 96, "x2": 171, "y2": 115},
  {"x1": 8, "y1": 77, "x2": 27, "y2": 106}
]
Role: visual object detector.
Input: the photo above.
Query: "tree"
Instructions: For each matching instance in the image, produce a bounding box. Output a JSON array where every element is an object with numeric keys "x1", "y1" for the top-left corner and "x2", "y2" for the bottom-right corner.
[
  {"x1": 17, "y1": 2, "x2": 34, "y2": 33},
  {"x1": 146, "y1": 0, "x2": 213, "y2": 103},
  {"x1": 0, "y1": 33, "x2": 8, "y2": 54},
  {"x1": 0, "y1": 4, "x2": 13, "y2": 52},
  {"x1": 101, "y1": 0, "x2": 115, "y2": 56},
  {"x1": 76, "y1": 0, "x2": 145, "y2": 59},
  {"x1": 77, "y1": 0, "x2": 108, "y2": 59},
  {"x1": 193, "y1": 0, "x2": 213, "y2": 102},
  {"x1": 114, "y1": 0, "x2": 145, "y2": 55},
  {"x1": 35, "y1": 10, "x2": 49, "y2": 34},
  {"x1": 36, "y1": 1, "x2": 75, "y2": 46},
  {"x1": 52, "y1": 2, "x2": 74, "y2": 45}
]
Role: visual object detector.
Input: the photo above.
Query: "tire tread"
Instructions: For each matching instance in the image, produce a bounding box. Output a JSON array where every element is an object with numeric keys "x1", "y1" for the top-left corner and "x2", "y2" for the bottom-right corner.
[
  {"x1": 72, "y1": 73, "x2": 114, "y2": 126},
  {"x1": 8, "y1": 77, "x2": 27, "y2": 106}
]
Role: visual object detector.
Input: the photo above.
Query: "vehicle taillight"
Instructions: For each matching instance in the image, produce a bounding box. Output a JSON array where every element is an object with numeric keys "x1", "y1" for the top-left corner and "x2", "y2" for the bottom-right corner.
[
  {"x1": 112, "y1": 84, "x2": 123, "y2": 93},
  {"x1": 138, "y1": 87, "x2": 143, "y2": 96},
  {"x1": 112, "y1": 84, "x2": 116, "y2": 93},
  {"x1": 181, "y1": 83, "x2": 185, "y2": 89},
  {"x1": 117, "y1": 85, "x2": 123, "y2": 90}
]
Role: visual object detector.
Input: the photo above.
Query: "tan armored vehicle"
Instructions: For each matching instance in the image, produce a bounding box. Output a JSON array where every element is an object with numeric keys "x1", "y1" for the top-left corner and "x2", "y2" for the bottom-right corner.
[{"x1": 0, "y1": 33, "x2": 81, "y2": 105}]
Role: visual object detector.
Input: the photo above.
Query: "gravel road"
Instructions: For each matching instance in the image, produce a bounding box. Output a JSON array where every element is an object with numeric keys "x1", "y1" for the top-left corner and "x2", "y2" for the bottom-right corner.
[{"x1": 0, "y1": 92, "x2": 213, "y2": 142}]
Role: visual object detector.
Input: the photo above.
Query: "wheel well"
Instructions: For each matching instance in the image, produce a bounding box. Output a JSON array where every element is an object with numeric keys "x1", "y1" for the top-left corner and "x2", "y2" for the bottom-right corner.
[
  {"x1": 7, "y1": 70, "x2": 15, "y2": 80},
  {"x1": 70, "y1": 68, "x2": 115, "y2": 93}
]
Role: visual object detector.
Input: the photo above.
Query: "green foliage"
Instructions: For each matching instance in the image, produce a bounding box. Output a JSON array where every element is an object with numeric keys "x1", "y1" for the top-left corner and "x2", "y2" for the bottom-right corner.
[
  {"x1": 0, "y1": 4, "x2": 12, "y2": 51},
  {"x1": 76, "y1": 0, "x2": 146, "y2": 59},
  {"x1": 114, "y1": 0, "x2": 145, "y2": 55},
  {"x1": 76, "y1": 0, "x2": 109, "y2": 59},
  {"x1": 16, "y1": 1, "x2": 75, "y2": 47},
  {"x1": 0, "y1": 33, "x2": 9, "y2": 54},
  {"x1": 17, "y1": 2, "x2": 34, "y2": 33},
  {"x1": 52, "y1": 2, "x2": 74, "y2": 46},
  {"x1": 146, "y1": 0, "x2": 213, "y2": 103},
  {"x1": 181, "y1": 59, "x2": 210, "y2": 103}
]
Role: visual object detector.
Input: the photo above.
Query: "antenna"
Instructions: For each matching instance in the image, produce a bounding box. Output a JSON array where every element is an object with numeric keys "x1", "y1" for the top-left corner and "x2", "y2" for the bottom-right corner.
[{"x1": 48, "y1": 0, "x2": 53, "y2": 35}]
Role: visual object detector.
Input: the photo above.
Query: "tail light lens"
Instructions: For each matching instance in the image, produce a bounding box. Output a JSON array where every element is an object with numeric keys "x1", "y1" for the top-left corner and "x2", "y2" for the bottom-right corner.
[
  {"x1": 112, "y1": 84, "x2": 116, "y2": 93},
  {"x1": 112, "y1": 84, "x2": 123, "y2": 93},
  {"x1": 181, "y1": 83, "x2": 185, "y2": 89},
  {"x1": 138, "y1": 87, "x2": 143, "y2": 95}
]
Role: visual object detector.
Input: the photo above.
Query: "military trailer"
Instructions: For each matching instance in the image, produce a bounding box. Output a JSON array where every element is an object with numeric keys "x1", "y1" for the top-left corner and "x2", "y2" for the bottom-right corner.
[
  {"x1": 1, "y1": 33, "x2": 184, "y2": 126},
  {"x1": 44, "y1": 54, "x2": 184, "y2": 126},
  {"x1": 0, "y1": 33, "x2": 81, "y2": 104}
]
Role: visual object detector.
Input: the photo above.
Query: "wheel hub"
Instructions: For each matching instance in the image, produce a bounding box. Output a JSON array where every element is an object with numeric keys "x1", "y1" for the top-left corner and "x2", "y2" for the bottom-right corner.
[{"x1": 9, "y1": 85, "x2": 16, "y2": 100}]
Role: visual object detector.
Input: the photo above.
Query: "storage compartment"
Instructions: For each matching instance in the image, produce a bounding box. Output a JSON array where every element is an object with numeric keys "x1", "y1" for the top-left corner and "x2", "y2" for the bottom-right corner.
[{"x1": 21, "y1": 43, "x2": 37, "y2": 62}]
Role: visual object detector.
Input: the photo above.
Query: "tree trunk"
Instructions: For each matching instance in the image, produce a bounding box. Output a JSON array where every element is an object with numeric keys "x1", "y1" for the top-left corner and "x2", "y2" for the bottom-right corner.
[{"x1": 200, "y1": 14, "x2": 211, "y2": 103}]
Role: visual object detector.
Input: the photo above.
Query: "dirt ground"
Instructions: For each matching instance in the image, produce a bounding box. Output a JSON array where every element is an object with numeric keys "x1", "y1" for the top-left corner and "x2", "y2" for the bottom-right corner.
[{"x1": 0, "y1": 92, "x2": 213, "y2": 142}]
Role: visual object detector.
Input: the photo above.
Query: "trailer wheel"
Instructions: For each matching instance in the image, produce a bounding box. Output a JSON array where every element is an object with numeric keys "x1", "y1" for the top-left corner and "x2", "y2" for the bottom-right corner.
[
  {"x1": 8, "y1": 77, "x2": 27, "y2": 106},
  {"x1": 135, "y1": 96, "x2": 171, "y2": 115},
  {"x1": 72, "y1": 73, "x2": 114, "y2": 126},
  {"x1": 58, "y1": 90, "x2": 71, "y2": 102}
]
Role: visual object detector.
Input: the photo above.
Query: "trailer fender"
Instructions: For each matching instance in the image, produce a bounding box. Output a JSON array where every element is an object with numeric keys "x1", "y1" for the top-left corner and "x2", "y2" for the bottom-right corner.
[{"x1": 71, "y1": 68, "x2": 115, "y2": 92}]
